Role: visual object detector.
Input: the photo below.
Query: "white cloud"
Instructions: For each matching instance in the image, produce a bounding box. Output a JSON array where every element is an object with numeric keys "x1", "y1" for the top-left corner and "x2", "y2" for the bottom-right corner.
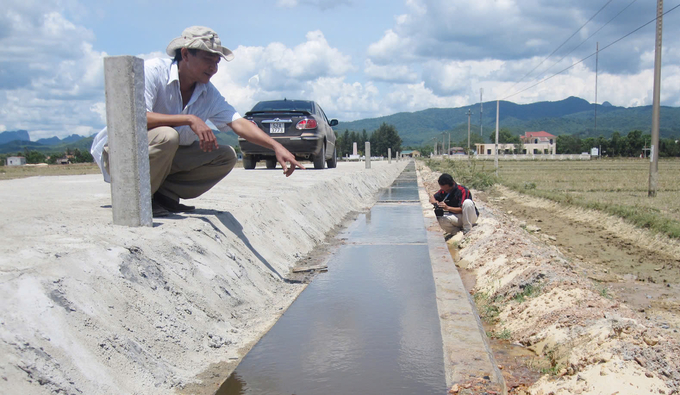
[
  {"x1": 221, "y1": 30, "x2": 353, "y2": 91},
  {"x1": 276, "y1": 0, "x2": 298, "y2": 7},
  {"x1": 364, "y1": 60, "x2": 417, "y2": 83},
  {"x1": 306, "y1": 77, "x2": 381, "y2": 120},
  {"x1": 367, "y1": 29, "x2": 414, "y2": 65},
  {"x1": 276, "y1": 0, "x2": 350, "y2": 10},
  {"x1": 384, "y1": 82, "x2": 469, "y2": 113},
  {"x1": 421, "y1": 59, "x2": 505, "y2": 96},
  {"x1": 360, "y1": 0, "x2": 680, "y2": 113},
  {"x1": 209, "y1": 30, "x2": 355, "y2": 113},
  {"x1": 0, "y1": 3, "x2": 107, "y2": 139}
]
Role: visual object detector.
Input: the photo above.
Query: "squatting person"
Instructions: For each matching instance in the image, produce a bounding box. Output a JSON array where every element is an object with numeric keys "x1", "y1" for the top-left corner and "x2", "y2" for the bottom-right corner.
[
  {"x1": 91, "y1": 26, "x2": 304, "y2": 217},
  {"x1": 429, "y1": 173, "x2": 479, "y2": 235}
]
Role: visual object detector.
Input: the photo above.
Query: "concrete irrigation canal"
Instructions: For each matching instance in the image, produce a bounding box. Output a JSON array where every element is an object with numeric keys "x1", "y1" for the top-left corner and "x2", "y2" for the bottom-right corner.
[{"x1": 217, "y1": 163, "x2": 504, "y2": 395}]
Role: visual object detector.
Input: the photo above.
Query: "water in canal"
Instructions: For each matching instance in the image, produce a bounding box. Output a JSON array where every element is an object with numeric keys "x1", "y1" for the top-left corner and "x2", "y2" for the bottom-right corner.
[{"x1": 217, "y1": 163, "x2": 447, "y2": 394}]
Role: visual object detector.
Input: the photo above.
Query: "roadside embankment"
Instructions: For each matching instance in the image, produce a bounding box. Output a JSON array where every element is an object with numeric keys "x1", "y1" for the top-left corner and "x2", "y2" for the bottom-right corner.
[
  {"x1": 0, "y1": 161, "x2": 406, "y2": 395},
  {"x1": 418, "y1": 163, "x2": 679, "y2": 395}
]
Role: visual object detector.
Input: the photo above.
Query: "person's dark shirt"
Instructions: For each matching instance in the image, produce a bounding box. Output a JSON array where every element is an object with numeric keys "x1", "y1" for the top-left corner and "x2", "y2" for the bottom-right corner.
[
  {"x1": 433, "y1": 184, "x2": 473, "y2": 208},
  {"x1": 434, "y1": 184, "x2": 479, "y2": 215}
]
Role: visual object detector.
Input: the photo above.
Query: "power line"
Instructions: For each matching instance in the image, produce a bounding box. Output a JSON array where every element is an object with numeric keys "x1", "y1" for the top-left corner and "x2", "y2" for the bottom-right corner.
[
  {"x1": 501, "y1": 2, "x2": 680, "y2": 101},
  {"x1": 500, "y1": 0, "x2": 615, "y2": 98},
  {"x1": 516, "y1": 0, "x2": 638, "y2": 94}
]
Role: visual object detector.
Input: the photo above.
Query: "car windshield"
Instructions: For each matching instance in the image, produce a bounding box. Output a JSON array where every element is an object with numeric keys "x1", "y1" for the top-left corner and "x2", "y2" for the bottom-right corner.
[{"x1": 250, "y1": 100, "x2": 313, "y2": 112}]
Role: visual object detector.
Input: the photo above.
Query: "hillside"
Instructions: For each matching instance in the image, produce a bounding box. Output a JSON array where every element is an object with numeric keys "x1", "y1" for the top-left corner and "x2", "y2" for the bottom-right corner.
[
  {"x1": 0, "y1": 130, "x2": 30, "y2": 145},
  {"x1": 3, "y1": 96, "x2": 679, "y2": 153},
  {"x1": 335, "y1": 97, "x2": 680, "y2": 146}
]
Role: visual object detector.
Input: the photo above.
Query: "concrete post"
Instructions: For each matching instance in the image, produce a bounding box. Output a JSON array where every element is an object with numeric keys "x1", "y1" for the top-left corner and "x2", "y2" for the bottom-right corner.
[
  {"x1": 104, "y1": 56, "x2": 152, "y2": 227},
  {"x1": 365, "y1": 142, "x2": 371, "y2": 169},
  {"x1": 388, "y1": 148, "x2": 392, "y2": 164},
  {"x1": 353, "y1": 142, "x2": 358, "y2": 156}
]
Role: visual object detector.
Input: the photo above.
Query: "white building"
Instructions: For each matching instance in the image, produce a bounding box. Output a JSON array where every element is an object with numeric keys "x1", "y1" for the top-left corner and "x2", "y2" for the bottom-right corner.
[
  {"x1": 476, "y1": 131, "x2": 557, "y2": 155},
  {"x1": 6, "y1": 156, "x2": 26, "y2": 166}
]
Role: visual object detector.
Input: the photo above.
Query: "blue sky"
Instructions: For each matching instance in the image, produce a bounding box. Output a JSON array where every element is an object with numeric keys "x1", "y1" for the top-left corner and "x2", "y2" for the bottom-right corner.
[{"x1": 1, "y1": 0, "x2": 680, "y2": 139}]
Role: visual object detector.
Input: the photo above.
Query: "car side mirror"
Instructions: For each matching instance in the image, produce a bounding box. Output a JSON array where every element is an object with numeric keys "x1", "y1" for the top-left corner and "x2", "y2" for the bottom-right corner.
[{"x1": 329, "y1": 119, "x2": 338, "y2": 126}]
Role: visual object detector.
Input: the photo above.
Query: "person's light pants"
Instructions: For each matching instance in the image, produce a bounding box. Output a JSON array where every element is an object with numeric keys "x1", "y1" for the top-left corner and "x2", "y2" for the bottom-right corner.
[{"x1": 436, "y1": 199, "x2": 478, "y2": 233}]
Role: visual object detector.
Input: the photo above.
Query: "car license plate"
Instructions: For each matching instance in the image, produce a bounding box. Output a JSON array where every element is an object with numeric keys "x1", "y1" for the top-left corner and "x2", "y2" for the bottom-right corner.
[{"x1": 270, "y1": 122, "x2": 285, "y2": 134}]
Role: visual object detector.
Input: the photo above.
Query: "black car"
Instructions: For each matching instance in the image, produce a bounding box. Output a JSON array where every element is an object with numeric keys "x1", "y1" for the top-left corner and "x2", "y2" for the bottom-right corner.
[{"x1": 239, "y1": 99, "x2": 338, "y2": 169}]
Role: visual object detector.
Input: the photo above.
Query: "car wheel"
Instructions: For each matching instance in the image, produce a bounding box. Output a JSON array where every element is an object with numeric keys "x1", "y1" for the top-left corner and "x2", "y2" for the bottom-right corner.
[
  {"x1": 265, "y1": 158, "x2": 277, "y2": 169},
  {"x1": 243, "y1": 155, "x2": 256, "y2": 169},
  {"x1": 313, "y1": 142, "x2": 326, "y2": 169},
  {"x1": 327, "y1": 146, "x2": 337, "y2": 168}
]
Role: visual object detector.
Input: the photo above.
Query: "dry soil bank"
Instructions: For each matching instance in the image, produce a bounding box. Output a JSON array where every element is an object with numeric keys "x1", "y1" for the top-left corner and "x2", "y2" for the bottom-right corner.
[
  {"x1": 418, "y1": 163, "x2": 679, "y2": 395},
  {"x1": 0, "y1": 161, "x2": 406, "y2": 395}
]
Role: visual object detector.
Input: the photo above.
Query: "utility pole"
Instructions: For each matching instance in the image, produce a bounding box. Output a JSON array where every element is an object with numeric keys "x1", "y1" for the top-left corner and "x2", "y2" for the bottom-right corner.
[
  {"x1": 480, "y1": 88, "x2": 484, "y2": 136},
  {"x1": 595, "y1": 42, "x2": 599, "y2": 137},
  {"x1": 467, "y1": 109, "x2": 472, "y2": 155},
  {"x1": 495, "y1": 100, "x2": 499, "y2": 176},
  {"x1": 649, "y1": 0, "x2": 663, "y2": 197},
  {"x1": 448, "y1": 133, "x2": 451, "y2": 156}
]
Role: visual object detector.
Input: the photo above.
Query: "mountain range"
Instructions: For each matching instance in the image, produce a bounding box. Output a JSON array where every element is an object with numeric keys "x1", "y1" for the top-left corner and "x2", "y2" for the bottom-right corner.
[
  {"x1": 336, "y1": 96, "x2": 680, "y2": 146},
  {"x1": 2, "y1": 96, "x2": 679, "y2": 154},
  {"x1": 0, "y1": 130, "x2": 239, "y2": 155}
]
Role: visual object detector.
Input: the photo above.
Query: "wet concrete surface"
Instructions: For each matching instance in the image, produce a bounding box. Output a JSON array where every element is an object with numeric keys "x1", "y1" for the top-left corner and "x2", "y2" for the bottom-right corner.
[{"x1": 217, "y1": 163, "x2": 447, "y2": 395}]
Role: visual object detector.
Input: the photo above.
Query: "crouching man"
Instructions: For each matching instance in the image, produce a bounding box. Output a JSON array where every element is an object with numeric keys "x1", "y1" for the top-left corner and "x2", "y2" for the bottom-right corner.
[
  {"x1": 91, "y1": 26, "x2": 304, "y2": 218},
  {"x1": 429, "y1": 173, "x2": 479, "y2": 235}
]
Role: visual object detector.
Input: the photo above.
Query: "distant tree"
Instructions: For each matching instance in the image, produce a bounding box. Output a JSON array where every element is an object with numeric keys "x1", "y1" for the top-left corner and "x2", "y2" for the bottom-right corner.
[
  {"x1": 338, "y1": 129, "x2": 350, "y2": 157},
  {"x1": 582, "y1": 137, "x2": 595, "y2": 154},
  {"x1": 46, "y1": 152, "x2": 60, "y2": 165},
  {"x1": 23, "y1": 149, "x2": 46, "y2": 164},
  {"x1": 369, "y1": 123, "x2": 402, "y2": 156},
  {"x1": 623, "y1": 130, "x2": 645, "y2": 157},
  {"x1": 660, "y1": 138, "x2": 680, "y2": 157},
  {"x1": 72, "y1": 148, "x2": 94, "y2": 163},
  {"x1": 488, "y1": 128, "x2": 520, "y2": 144},
  {"x1": 556, "y1": 135, "x2": 582, "y2": 154},
  {"x1": 610, "y1": 132, "x2": 621, "y2": 156}
]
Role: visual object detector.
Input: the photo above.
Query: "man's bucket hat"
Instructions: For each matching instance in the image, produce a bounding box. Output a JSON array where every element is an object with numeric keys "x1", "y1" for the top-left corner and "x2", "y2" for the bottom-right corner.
[{"x1": 166, "y1": 26, "x2": 234, "y2": 61}]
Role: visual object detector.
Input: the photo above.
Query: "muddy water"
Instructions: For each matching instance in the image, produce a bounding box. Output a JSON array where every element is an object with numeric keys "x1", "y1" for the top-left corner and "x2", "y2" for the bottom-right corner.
[{"x1": 217, "y1": 164, "x2": 447, "y2": 394}]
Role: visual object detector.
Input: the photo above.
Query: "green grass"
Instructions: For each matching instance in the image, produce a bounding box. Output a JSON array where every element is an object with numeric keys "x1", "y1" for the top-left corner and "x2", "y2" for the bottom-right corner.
[
  {"x1": 503, "y1": 181, "x2": 680, "y2": 238},
  {"x1": 425, "y1": 158, "x2": 499, "y2": 191},
  {"x1": 473, "y1": 291, "x2": 503, "y2": 324},
  {"x1": 513, "y1": 283, "x2": 542, "y2": 303},
  {"x1": 599, "y1": 286, "x2": 611, "y2": 299},
  {"x1": 488, "y1": 328, "x2": 513, "y2": 340}
]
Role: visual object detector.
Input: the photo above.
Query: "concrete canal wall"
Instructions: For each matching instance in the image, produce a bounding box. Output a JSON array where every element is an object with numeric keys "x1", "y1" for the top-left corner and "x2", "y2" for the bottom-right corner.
[{"x1": 0, "y1": 161, "x2": 406, "y2": 395}]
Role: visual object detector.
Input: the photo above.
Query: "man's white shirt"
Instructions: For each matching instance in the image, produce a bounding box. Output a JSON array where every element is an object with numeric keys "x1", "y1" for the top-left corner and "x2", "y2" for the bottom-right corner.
[{"x1": 91, "y1": 57, "x2": 242, "y2": 182}]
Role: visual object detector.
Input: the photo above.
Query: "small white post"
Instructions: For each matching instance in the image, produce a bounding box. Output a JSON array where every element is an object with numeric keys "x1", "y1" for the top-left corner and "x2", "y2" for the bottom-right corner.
[
  {"x1": 365, "y1": 142, "x2": 371, "y2": 169},
  {"x1": 104, "y1": 56, "x2": 152, "y2": 227}
]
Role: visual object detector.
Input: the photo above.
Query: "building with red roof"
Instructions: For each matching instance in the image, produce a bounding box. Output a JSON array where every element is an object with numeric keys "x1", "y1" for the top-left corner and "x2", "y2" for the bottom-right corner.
[{"x1": 475, "y1": 131, "x2": 557, "y2": 156}]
